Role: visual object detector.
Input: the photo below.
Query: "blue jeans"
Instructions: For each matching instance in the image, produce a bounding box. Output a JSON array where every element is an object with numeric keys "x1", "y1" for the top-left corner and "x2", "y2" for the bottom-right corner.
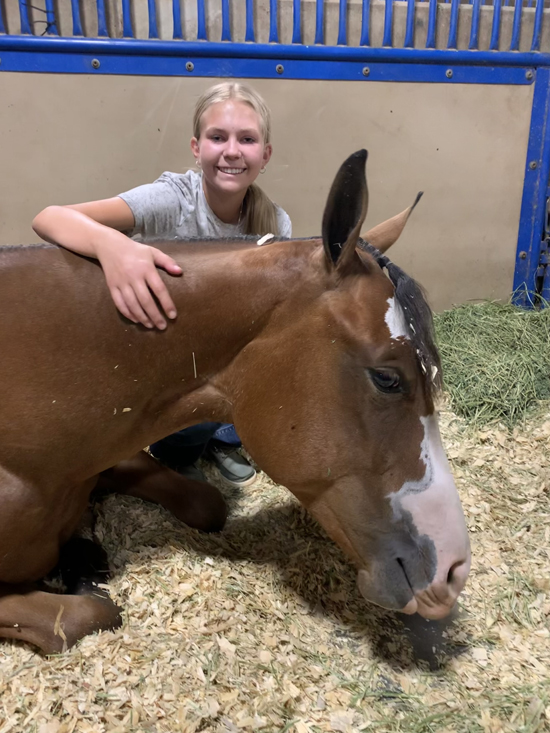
[{"x1": 149, "y1": 423, "x2": 241, "y2": 469}]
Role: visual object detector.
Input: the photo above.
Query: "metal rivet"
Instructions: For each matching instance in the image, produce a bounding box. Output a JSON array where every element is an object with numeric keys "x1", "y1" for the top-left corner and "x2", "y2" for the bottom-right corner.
[
  {"x1": 362, "y1": 67, "x2": 370, "y2": 77},
  {"x1": 519, "y1": 251, "x2": 527, "y2": 259},
  {"x1": 276, "y1": 64, "x2": 284, "y2": 75},
  {"x1": 91, "y1": 59, "x2": 100, "y2": 69},
  {"x1": 186, "y1": 61, "x2": 194, "y2": 72},
  {"x1": 529, "y1": 161, "x2": 538, "y2": 170},
  {"x1": 526, "y1": 69, "x2": 534, "y2": 80},
  {"x1": 445, "y1": 69, "x2": 453, "y2": 78}
]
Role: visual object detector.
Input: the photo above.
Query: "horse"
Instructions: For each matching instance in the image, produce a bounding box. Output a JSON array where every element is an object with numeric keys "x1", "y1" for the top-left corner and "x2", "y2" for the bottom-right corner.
[{"x1": 0, "y1": 150, "x2": 470, "y2": 654}]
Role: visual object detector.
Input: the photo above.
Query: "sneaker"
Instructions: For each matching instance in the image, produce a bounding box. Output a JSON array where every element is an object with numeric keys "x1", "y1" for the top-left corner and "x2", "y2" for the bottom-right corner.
[{"x1": 206, "y1": 443, "x2": 257, "y2": 487}]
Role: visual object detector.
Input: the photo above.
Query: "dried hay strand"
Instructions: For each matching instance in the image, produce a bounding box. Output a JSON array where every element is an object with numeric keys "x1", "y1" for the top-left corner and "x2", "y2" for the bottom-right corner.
[
  {"x1": 434, "y1": 301, "x2": 550, "y2": 429},
  {"x1": 0, "y1": 306, "x2": 549, "y2": 733}
]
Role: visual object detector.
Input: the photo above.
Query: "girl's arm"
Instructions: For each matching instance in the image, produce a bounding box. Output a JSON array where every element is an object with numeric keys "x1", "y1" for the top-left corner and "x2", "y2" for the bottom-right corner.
[{"x1": 32, "y1": 198, "x2": 182, "y2": 330}]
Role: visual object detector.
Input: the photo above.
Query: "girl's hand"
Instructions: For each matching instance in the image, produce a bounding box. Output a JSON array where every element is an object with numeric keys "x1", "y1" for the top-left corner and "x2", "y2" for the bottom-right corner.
[{"x1": 96, "y1": 237, "x2": 182, "y2": 329}]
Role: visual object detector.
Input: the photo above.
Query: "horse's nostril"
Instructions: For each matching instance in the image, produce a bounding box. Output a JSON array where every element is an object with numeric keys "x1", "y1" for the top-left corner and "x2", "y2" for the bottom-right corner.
[{"x1": 447, "y1": 560, "x2": 464, "y2": 585}]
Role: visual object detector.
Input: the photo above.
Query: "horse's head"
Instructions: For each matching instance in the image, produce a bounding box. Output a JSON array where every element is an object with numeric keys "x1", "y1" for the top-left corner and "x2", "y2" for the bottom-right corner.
[{"x1": 233, "y1": 150, "x2": 470, "y2": 621}]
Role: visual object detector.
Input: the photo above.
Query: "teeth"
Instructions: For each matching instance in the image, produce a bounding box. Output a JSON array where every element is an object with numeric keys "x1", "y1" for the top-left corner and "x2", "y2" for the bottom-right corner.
[{"x1": 218, "y1": 168, "x2": 245, "y2": 174}]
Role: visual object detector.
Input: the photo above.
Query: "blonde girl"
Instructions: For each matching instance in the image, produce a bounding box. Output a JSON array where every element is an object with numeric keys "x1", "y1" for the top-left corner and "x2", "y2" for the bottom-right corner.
[{"x1": 33, "y1": 81, "x2": 291, "y2": 486}]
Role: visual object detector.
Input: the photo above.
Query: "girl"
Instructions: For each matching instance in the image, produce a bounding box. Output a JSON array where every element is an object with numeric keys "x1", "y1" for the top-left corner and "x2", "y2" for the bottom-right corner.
[{"x1": 33, "y1": 81, "x2": 292, "y2": 488}]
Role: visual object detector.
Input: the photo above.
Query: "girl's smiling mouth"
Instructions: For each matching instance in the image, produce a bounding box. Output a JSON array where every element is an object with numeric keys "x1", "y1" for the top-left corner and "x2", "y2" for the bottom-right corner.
[{"x1": 216, "y1": 167, "x2": 246, "y2": 175}]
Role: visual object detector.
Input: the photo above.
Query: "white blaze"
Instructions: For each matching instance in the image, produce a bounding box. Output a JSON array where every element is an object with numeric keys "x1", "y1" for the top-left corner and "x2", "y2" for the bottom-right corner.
[
  {"x1": 389, "y1": 415, "x2": 469, "y2": 565},
  {"x1": 385, "y1": 297, "x2": 410, "y2": 341}
]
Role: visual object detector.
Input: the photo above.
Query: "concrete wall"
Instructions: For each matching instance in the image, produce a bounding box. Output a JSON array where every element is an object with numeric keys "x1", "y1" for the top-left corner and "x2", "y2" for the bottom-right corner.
[{"x1": 0, "y1": 73, "x2": 531, "y2": 311}]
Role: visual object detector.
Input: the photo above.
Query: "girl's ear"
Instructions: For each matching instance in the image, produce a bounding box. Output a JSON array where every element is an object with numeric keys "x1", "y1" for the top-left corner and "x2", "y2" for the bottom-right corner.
[
  {"x1": 190, "y1": 137, "x2": 200, "y2": 162},
  {"x1": 262, "y1": 143, "x2": 273, "y2": 167}
]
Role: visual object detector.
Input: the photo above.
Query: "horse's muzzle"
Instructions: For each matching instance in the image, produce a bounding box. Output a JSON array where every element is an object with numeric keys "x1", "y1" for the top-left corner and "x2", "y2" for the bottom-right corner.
[{"x1": 356, "y1": 542, "x2": 471, "y2": 620}]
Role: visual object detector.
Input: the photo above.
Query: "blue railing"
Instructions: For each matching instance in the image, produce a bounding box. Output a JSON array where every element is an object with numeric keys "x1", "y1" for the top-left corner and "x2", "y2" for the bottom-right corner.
[{"x1": 2, "y1": 0, "x2": 549, "y2": 52}]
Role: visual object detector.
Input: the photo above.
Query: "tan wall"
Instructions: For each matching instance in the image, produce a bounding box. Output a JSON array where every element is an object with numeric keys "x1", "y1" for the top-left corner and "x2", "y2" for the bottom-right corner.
[{"x1": 0, "y1": 72, "x2": 532, "y2": 311}]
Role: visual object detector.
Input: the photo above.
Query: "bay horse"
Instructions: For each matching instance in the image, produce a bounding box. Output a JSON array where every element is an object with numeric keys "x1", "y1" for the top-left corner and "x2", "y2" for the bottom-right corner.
[{"x1": 0, "y1": 151, "x2": 470, "y2": 654}]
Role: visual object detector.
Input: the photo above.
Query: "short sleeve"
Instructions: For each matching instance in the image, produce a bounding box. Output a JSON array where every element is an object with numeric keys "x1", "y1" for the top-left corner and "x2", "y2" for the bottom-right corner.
[
  {"x1": 118, "y1": 172, "x2": 194, "y2": 241},
  {"x1": 276, "y1": 206, "x2": 292, "y2": 238}
]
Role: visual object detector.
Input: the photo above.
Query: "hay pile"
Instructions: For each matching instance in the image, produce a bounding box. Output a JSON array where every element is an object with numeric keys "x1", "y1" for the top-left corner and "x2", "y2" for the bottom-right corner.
[{"x1": 435, "y1": 301, "x2": 550, "y2": 428}]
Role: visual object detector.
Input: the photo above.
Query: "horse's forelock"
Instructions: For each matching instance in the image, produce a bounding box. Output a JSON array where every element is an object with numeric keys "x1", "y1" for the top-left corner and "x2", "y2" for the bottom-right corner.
[{"x1": 357, "y1": 239, "x2": 442, "y2": 398}]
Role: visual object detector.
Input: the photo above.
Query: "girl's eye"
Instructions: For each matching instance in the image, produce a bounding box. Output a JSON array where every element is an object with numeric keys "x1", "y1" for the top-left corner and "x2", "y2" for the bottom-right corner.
[
  {"x1": 368, "y1": 369, "x2": 403, "y2": 394},
  {"x1": 242, "y1": 137, "x2": 257, "y2": 144}
]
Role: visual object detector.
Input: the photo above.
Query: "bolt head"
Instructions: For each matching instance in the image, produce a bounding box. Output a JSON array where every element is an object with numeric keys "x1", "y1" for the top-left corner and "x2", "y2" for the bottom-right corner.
[
  {"x1": 91, "y1": 58, "x2": 100, "y2": 69},
  {"x1": 362, "y1": 67, "x2": 370, "y2": 77},
  {"x1": 519, "y1": 251, "x2": 527, "y2": 259},
  {"x1": 526, "y1": 69, "x2": 534, "y2": 80},
  {"x1": 186, "y1": 62, "x2": 194, "y2": 72},
  {"x1": 446, "y1": 69, "x2": 453, "y2": 78},
  {"x1": 276, "y1": 64, "x2": 284, "y2": 75},
  {"x1": 529, "y1": 161, "x2": 538, "y2": 170}
]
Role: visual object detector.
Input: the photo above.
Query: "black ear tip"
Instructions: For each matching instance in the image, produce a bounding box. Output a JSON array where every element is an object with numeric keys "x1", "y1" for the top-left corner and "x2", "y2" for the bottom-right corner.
[{"x1": 352, "y1": 149, "x2": 368, "y2": 163}]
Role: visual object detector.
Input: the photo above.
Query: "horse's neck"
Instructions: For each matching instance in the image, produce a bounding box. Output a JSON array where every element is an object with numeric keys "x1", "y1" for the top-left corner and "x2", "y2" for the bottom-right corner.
[{"x1": 146, "y1": 239, "x2": 324, "y2": 426}]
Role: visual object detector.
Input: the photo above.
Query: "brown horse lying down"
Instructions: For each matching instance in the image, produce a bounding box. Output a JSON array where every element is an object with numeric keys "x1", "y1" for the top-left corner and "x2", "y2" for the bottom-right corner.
[{"x1": 0, "y1": 151, "x2": 470, "y2": 654}]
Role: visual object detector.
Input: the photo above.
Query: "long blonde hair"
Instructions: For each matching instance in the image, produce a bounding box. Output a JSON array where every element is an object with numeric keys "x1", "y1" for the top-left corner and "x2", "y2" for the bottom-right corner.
[{"x1": 193, "y1": 82, "x2": 280, "y2": 237}]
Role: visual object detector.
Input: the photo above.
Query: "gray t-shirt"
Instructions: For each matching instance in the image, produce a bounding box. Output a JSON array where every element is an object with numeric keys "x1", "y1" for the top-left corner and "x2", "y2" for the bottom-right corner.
[{"x1": 118, "y1": 169, "x2": 292, "y2": 243}]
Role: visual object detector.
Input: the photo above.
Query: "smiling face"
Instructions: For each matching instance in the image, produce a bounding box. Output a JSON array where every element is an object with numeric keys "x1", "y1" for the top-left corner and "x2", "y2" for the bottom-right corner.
[{"x1": 191, "y1": 100, "x2": 272, "y2": 199}]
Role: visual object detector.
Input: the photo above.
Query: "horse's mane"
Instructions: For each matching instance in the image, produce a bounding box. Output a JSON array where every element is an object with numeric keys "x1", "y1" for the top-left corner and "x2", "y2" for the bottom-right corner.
[{"x1": 358, "y1": 239, "x2": 442, "y2": 398}]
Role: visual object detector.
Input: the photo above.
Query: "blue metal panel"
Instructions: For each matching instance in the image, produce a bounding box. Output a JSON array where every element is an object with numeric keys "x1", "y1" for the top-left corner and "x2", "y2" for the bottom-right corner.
[
  {"x1": 44, "y1": 0, "x2": 58, "y2": 35},
  {"x1": 337, "y1": 0, "x2": 347, "y2": 45},
  {"x1": 489, "y1": 0, "x2": 502, "y2": 51},
  {"x1": 19, "y1": 0, "x2": 32, "y2": 35},
  {"x1": 173, "y1": 0, "x2": 183, "y2": 40},
  {"x1": 292, "y1": 0, "x2": 302, "y2": 43},
  {"x1": 510, "y1": 0, "x2": 522, "y2": 51},
  {"x1": 197, "y1": 0, "x2": 207, "y2": 40},
  {"x1": 382, "y1": 0, "x2": 393, "y2": 47},
  {"x1": 122, "y1": 0, "x2": 134, "y2": 38},
  {"x1": 447, "y1": 0, "x2": 460, "y2": 49},
  {"x1": 96, "y1": 0, "x2": 108, "y2": 37},
  {"x1": 531, "y1": 0, "x2": 544, "y2": 52},
  {"x1": 425, "y1": 0, "x2": 437, "y2": 49},
  {"x1": 360, "y1": 0, "x2": 371, "y2": 46},
  {"x1": 0, "y1": 47, "x2": 536, "y2": 85},
  {"x1": 245, "y1": 0, "x2": 255, "y2": 42},
  {"x1": 469, "y1": 0, "x2": 481, "y2": 49},
  {"x1": 404, "y1": 0, "x2": 415, "y2": 48},
  {"x1": 71, "y1": 0, "x2": 84, "y2": 37},
  {"x1": 269, "y1": 0, "x2": 279, "y2": 43},
  {"x1": 148, "y1": 0, "x2": 159, "y2": 39},
  {"x1": 513, "y1": 68, "x2": 550, "y2": 306},
  {"x1": 0, "y1": 36, "x2": 547, "y2": 69},
  {"x1": 221, "y1": 0, "x2": 231, "y2": 41}
]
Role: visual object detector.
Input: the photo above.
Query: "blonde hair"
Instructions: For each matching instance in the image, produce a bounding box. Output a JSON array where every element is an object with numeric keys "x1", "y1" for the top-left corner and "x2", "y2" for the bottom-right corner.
[{"x1": 193, "y1": 82, "x2": 280, "y2": 237}]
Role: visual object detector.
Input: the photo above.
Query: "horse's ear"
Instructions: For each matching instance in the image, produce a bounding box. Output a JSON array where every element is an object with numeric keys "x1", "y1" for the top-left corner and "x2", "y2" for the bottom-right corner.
[
  {"x1": 362, "y1": 192, "x2": 423, "y2": 254},
  {"x1": 322, "y1": 150, "x2": 369, "y2": 269}
]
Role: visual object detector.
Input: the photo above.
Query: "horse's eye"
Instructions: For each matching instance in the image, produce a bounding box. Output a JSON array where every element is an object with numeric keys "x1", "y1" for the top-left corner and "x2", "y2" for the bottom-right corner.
[{"x1": 369, "y1": 369, "x2": 403, "y2": 394}]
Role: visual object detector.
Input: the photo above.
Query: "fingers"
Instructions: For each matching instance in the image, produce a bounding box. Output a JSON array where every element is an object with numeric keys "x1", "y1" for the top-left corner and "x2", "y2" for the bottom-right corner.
[
  {"x1": 128, "y1": 282, "x2": 167, "y2": 330},
  {"x1": 146, "y1": 270, "x2": 178, "y2": 321},
  {"x1": 153, "y1": 250, "x2": 183, "y2": 276}
]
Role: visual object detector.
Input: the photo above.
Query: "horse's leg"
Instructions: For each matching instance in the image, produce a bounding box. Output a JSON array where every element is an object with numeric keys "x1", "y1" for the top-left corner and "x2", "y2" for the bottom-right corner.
[
  {"x1": 0, "y1": 583, "x2": 122, "y2": 654},
  {"x1": 96, "y1": 451, "x2": 227, "y2": 532}
]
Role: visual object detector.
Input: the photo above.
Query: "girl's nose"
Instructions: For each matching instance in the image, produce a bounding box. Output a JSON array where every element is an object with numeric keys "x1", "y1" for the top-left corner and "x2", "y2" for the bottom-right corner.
[{"x1": 224, "y1": 137, "x2": 241, "y2": 158}]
